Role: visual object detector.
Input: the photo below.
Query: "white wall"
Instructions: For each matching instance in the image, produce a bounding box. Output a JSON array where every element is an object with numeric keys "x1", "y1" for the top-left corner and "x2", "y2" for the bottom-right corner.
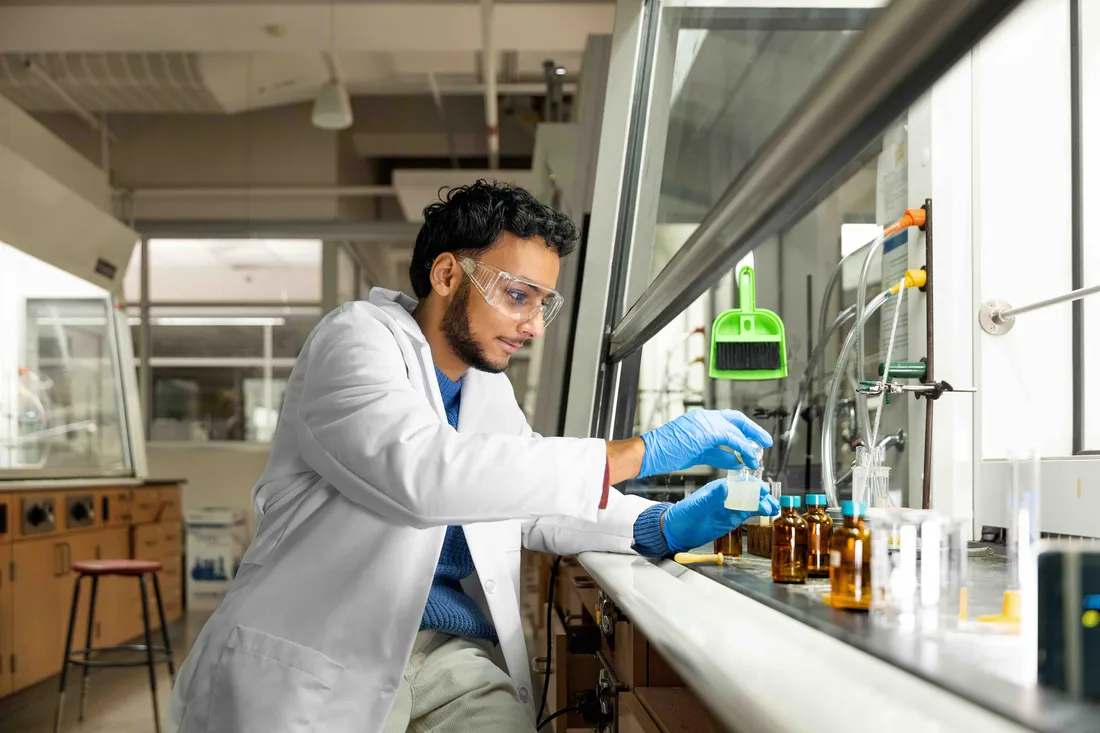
[
  {"x1": 37, "y1": 105, "x2": 347, "y2": 221},
  {"x1": 147, "y1": 445, "x2": 267, "y2": 534},
  {"x1": 974, "y1": 0, "x2": 1073, "y2": 460}
]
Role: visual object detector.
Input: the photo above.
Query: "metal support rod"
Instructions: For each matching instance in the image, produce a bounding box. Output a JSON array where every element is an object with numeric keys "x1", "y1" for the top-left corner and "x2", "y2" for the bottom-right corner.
[
  {"x1": 480, "y1": 0, "x2": 500, "y2": 170},
  {"x1": 23, "y1": 59, "x2": 116, "y2": 139},
  {"x1": 607, "y1": 0, "x2": 1023, "y2": 363},
  {"x1": 427, "y1": 72, "x2": 460, "y2": 170},
  {"x1": 995, "y1": 282, "x2": 1100, "y2": 321},
  {"x1": 923, "y1": 198, "x2": 934, "y2": 510},
  {"x1": 114, "y1": 186, "x2": 397, "y2": 199},
  {"x1": 805, "y1": 274, "x2": 813, "y2": 492},
  {"x1": 139, "y1": 237, "x2": 151, "y2": 440}
]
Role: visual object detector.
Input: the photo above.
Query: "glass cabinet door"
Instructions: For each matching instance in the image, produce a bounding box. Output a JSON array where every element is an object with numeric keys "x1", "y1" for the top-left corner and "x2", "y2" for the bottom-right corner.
[{"x1": 1, "y1": 243, "x2": 134, "y2": 478}]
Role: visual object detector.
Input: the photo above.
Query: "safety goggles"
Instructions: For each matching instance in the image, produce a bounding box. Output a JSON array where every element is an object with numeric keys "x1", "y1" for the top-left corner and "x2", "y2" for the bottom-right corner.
[{"x1": 457, "y1": 257, "x2": 564, "y2": 327}]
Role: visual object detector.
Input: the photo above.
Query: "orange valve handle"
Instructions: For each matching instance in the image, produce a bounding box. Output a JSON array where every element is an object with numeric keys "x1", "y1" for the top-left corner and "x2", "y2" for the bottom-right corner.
[{"x1": 883, "y1": 208, "x2": 927, "y2": 238}]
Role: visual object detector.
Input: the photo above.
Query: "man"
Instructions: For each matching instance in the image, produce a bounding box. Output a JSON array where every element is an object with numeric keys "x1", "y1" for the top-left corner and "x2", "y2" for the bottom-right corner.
[{"x1": 171, "y1": 181, "x2": 778, "y2": 733}]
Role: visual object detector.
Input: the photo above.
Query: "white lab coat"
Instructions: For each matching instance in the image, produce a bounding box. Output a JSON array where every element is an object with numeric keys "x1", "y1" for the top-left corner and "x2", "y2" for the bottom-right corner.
[{"x1": 170, "y1": 288, "x2": 655, "y2": 733}]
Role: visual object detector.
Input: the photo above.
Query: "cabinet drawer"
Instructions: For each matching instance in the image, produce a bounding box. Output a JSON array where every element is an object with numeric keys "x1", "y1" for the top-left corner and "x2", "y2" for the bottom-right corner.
[
  {"x1": 131, "y1": 487, "x2": 180, "y2": 525},
  {"x1": 97, "y1": 489, "x2": 134, "y2": 526},
  {"x1": 619, "y1": 693, "x2": 662, "y2": 733},
  {"x1": 133, "y1": 524, "x2": 163, "y2": 559}
]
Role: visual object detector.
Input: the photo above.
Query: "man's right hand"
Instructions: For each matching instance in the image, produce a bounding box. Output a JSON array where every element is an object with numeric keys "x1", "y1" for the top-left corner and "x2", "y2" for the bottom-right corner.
[{"x1": 636, "y1": 409, "x2": 772, "y2": 479}]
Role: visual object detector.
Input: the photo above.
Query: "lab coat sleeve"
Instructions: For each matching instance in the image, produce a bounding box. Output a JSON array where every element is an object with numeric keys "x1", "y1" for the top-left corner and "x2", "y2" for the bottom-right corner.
[
  {"x1": 517, "y1": 420, "x2": 656, "y2": 555},
  {"x1": 294, "y1": 309, "x2": 609, "y2": 529}
]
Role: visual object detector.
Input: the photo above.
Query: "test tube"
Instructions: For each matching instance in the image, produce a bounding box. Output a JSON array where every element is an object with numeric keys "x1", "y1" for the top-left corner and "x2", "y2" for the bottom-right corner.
[
  {"x1": 939, "y1": 518, "x2": 970, "y2": 629},
  {"x1": 978, "y1": 452, "x2": 1040, "y2": 682}
]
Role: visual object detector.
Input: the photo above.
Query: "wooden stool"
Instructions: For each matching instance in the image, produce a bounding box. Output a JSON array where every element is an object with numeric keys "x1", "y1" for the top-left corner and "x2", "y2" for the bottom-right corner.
[{"x1": 54, "y1": 559, "x2": 176, "y2": 733}]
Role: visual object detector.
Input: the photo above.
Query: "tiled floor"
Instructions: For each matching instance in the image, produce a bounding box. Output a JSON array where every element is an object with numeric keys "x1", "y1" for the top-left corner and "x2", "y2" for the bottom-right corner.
[{"x1": 0, "y1": 613, "x2": 209, "y2": 733}]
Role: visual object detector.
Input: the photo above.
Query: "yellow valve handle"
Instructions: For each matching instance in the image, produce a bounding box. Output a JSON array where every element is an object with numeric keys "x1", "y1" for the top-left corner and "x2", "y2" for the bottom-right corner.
[
  {"x1": 889, "y1": 269, "x2": 927, "y2": 295},
  {"x1": 673, "y1": 552, "x2": 725, "y2": 566}
]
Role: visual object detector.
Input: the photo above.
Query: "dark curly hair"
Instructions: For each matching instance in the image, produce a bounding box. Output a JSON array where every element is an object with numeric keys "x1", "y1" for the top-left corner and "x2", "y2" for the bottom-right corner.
[{"x1": 408, "y1": 180, "x2": 579, "y2": 298}]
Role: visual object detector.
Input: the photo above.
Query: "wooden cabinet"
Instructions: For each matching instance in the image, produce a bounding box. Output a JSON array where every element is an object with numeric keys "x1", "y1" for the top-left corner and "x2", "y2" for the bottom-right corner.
[
  {"x1": 3, "y1": 483, "x2": 184, "y2": 698},
  {"x1": 12, "y1": 535, "x2": 68, "y2": 690},
  {"x1": 0, "y1": 544, "x2": 12, "y2": 698},
  {"x1": 619, "y1": 692, "x2": 662, "y2": 733},
  {"x1": 95, "y1": 527, "x2": 139, "y2": 647}
]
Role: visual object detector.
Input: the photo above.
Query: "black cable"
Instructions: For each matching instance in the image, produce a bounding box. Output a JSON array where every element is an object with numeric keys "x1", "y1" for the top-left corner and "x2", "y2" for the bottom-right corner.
[
  {"x1": 536, "y1": 555, "x2": 563, "y2": 725},
  {"x1": 536, "y1": 705, "x2": 581, "y2": 731}
]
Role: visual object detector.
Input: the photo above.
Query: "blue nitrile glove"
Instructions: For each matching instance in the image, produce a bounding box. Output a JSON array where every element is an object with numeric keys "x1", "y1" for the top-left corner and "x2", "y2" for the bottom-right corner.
[
  {"x1": 638, "y1": 409, "x2": 772, "y2": 479},
  {"x1": 661, "y1": 479, "x2": 780, "y2": 553}
]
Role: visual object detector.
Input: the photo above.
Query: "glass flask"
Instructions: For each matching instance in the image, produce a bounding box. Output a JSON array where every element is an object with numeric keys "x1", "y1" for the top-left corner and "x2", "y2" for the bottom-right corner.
[
  {"x1": 803, "y1": 494, "x2": 832, "y2": 578},
  {"x1": 772, "y1": 496, "x2": 808, "y2": 584},
  {"x1": 830, "y1": 501, "x2": 871, "y2": 610},
  {"x1": 714, "y1": 527, "x2": 743, "y2": 557}
]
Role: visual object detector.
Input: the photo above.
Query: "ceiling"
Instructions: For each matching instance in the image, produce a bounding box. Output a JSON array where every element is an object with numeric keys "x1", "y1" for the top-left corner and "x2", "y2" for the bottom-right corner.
[{"x1": 0, "y1": 2, "x2": 605, "y2": 113}]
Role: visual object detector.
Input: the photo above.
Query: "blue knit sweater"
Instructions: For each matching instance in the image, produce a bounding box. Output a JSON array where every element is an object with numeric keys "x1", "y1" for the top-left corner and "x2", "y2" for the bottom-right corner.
[{"x1": 420, "y1": 367, "x2": 671, "y2": 642}]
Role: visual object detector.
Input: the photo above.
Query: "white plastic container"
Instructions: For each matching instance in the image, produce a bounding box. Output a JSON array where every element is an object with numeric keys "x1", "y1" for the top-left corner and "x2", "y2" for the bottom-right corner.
[
  {"x1": 185, "y1": 507, "x2": 249, "y2": 611},
  {"x1": 724, "y1": 476, "x2": 763, "y2": 511},
  {"x1": 725, "y1": 444, "x2": 765, "y2": 510}
]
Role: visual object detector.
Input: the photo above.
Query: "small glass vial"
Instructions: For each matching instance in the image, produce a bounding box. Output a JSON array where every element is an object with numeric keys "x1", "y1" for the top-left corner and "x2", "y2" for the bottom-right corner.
[
  {"x1": 803, "y1": 494, "x2": 832, "y2": 578},
  {"x1": 714, "y1": 527, "x2": 743, "y2": 557},
  {"x1": 771, "y1": 496, "x2": 808, "y2": 584},
  {"x1": 830, "y1": 501, "x2": 871, "y2": 610}
]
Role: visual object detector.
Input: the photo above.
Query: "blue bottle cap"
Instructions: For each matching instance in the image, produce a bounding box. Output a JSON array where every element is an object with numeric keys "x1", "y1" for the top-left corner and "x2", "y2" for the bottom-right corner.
[
  {"x1": 780, "y1": 496, "x2": 801, "y2": 508},
  {"x1": 841, "y1": 501, "x2": 866, "y2": 517},
  {"x1": 806, "y1": 494, "x2": 827, "y2": 506}
]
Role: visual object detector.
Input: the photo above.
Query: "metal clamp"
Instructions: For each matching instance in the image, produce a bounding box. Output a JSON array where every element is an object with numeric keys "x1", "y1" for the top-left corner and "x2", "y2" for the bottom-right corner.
[{"x1": 858, "y1": 380, "x2": 976, "y2": 400}]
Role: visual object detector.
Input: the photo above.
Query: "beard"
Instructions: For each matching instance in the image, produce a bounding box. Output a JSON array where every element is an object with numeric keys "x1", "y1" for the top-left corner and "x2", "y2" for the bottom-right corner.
[{"x1": 441, "y1": 282, "x2": 507, "y2": 374}]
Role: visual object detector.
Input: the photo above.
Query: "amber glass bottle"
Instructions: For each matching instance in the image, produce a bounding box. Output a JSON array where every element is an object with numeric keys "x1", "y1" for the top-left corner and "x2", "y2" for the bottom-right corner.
[
  {"x1": 771, "y1": 496, "x2": 808, "y2": 584},
  {"x1": 830, "y1": 501, "x2": 871, "y2": 610},
  {"x1": 803, "y1": 494, "x2": 832, "y2": 578},
  {"x1": 714, "y1": 527, "x2": 743, "y2": 557}
]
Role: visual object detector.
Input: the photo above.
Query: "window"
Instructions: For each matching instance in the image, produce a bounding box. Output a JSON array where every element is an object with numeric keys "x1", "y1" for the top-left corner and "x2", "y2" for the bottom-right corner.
[
  {"x1": 623, "y1": 3, "x2": 872, "y2": 304},
  {"x1": 1081, "y1": 0, "x2": 1100, "y2": 449},
  {"x1": 0, "y1": 243, "x2": 132, "y2": 477},
  {"x1": 125, "y1": 237, "x2": 325, "y2": 443}
]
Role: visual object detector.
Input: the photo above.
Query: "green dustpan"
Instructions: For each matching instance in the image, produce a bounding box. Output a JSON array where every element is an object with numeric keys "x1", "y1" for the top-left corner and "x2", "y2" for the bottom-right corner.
[{"x1": 709, "y1": 266, "x2": 788, "y2": 380}]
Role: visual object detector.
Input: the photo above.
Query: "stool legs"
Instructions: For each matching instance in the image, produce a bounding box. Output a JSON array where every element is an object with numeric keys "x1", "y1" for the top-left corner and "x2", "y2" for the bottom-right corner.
[
  {"x1": 151, "y1": 574, "x2": 176, "y2": 682},
  {"x1": 54, "y1": 575, "x2": 84, "y2": 733},
  {"x1": 78, "y1": 576, "x2": 99, "y2": 723},
  {"x1": 137, "y1": 574, "x2": 163, "y2": 733}
]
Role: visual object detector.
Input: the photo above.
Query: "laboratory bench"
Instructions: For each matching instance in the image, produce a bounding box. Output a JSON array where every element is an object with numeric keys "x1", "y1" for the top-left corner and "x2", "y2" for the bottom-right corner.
[
  {"x1": 563, "y1": 547, "x2": 1100, "y2": 733},
  {"x1": 0, "y1": 479, "x2": 186, "y2": 699}
]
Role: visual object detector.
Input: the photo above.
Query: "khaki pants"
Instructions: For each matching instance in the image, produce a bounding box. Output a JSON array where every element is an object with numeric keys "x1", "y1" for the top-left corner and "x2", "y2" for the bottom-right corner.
[{"x1": 381, "y1": 631, "x2": 536, "y2": 733}]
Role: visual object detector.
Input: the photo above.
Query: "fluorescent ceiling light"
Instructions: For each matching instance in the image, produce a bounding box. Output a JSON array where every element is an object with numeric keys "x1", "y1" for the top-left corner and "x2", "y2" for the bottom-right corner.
[
  {"x1": 312, "y1": 80, "x2": 353, "y2": 130},
  {"x1": 126, "y1": 317, "x2": 286, "y2": 327}
]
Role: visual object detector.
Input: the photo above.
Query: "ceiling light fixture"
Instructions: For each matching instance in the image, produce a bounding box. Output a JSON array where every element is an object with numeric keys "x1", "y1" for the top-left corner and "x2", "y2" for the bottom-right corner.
[
  {"x1": 312, "y1": 3, "x2": 353, "y2": 131},
  {"x1": 312, "y1": 78, "x2": 352, "y2": 130}
]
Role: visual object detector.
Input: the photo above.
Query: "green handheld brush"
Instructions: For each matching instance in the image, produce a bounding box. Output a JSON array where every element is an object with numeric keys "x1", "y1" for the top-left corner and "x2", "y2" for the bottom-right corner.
[{"x1": 709, "y1": 265, "x2": 788, "y2": 380}]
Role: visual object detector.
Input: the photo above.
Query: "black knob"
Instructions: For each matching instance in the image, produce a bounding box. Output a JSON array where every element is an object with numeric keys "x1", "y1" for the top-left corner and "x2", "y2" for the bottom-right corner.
[
  {"x1": 27, "y1": 505, "x2": 48, "y2": 526},
  {"x1": 71, "y1": 503, "x2": 90, "y2": 522}
]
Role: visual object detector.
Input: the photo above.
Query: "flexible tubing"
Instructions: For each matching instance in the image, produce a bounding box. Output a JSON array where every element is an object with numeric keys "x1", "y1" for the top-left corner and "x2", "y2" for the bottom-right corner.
[
  {"x1": 870, "y1": 280, "x2": 906, "y2": 451},
  {"x1": 814, "y1": 238, "x2": 876, "y2": 384},
  {"x1": 854, "y1": 232, "x2": 887, "y2": 447},
  {"x1": 774, "y1": 304, "x2": 857, "y2": 477},
  {"x1": 821, "y1": 290, "x2": 891, "y2": 507}
]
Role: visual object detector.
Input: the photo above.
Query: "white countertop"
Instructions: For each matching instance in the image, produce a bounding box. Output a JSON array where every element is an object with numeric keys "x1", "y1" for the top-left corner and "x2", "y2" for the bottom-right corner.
[{"x1": 577, "y1": 551, "x2": 1031, "y2": 733}]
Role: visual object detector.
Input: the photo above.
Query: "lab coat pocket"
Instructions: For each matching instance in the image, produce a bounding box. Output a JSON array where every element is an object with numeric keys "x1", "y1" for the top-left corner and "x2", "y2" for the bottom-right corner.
[{"x1": 208, "y1": 625, "x2": 343, "y2": 733}]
